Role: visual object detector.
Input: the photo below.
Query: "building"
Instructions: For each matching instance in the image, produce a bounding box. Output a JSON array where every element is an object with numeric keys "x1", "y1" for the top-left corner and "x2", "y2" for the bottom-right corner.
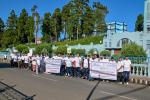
[
  {"x1": 104, "y1": 0, "x2": 150, "y2": 56},
  {"x1": 107, "y1": 22, "x2": 127, "y2": 35}
]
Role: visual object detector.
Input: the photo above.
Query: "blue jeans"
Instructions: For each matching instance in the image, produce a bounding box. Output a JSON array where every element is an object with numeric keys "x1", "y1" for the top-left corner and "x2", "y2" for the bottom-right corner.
[
  {"x1": 66, "y1": 67, "x2": 72, "y2": 76},
  {"x1": 76, "y1": 67, "x2": 81, "y2": 77},
  {"x1": 83, "y1": 68, "x2": 89, "y2": 79},
  {"x1": 123, "y1": 71, "x2": 130, "y2": 83},
  {"x1": 60, "y1": 65, "x2": 66, "y2": 76}
]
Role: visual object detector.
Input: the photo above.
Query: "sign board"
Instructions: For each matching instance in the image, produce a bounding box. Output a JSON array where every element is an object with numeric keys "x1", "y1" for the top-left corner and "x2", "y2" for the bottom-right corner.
[
  {"x1": 90, "y1": 61, "x2": 117, "y2": 80},
  {"x1": 45, "y1": 59, "x2": 62, "y2": 73}
]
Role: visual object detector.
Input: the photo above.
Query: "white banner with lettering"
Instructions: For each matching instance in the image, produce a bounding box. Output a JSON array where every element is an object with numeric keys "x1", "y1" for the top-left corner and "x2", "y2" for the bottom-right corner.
[
  {"x1": 45, "y1": 59, "x2": 62, "y2": 73},
  {"x1": 90, "y1": 61, "x2": 117, "y2": 80}
]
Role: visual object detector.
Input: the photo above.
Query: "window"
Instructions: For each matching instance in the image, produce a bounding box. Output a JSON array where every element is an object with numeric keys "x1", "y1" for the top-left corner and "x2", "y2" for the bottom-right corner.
[
  {"x1": 109, "y1": 42, "x2": 111, "y2": 47},
  {"x1": 147, "y1": 25, "x2": 150, "y2": 32},
  {"x1": 146, "y1": 40, "x2": 150, "y2": 49},
  {"x1": 117, "y1": 40, "x2": 120, "y2": 47},
  {"x1": 105, "y1": 42, "x2": 107, "y2": 47}
]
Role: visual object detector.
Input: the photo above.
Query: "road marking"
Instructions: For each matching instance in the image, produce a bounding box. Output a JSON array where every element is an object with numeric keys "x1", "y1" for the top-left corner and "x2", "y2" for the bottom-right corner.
[
  {"x1": 100, "y1": 91, "x2": 137, "y2": 100},
  {"x1": 32, "y1": 74, "x2": 58, "y2": 82}
]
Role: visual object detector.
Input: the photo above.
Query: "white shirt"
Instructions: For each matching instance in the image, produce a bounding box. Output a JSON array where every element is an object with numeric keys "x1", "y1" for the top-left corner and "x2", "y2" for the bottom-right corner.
[
  {"x1": 123, "y1": 60, "x2": 131, "y2": 71},
  {"x1": 83, "y1": 58, "x2": 88, "y2": 68},
  {"x1": 24, "y1": 56, "x2": 29, "y2": 63},
  {"x1": 65, "y1": 57, "x2": 72, "y2": 67},
  {"x1": 74, "y1": 57, "x2": 81, "y2": 67},
  {"x1": 36, "y1": 56, "x2": 41, "y2": 65},
  {"x1": 101, "y1": 59, "x2": 109, "y2": 62},
  {"x1": 117, "y1": 61, "x2": 124, "y2": 72},
  {"x1": 13, "y1": 55, "x2": 18, "y2": 62}
]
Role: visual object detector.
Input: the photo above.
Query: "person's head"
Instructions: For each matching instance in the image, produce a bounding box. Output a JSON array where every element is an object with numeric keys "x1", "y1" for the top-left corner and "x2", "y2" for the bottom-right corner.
[
  {"x1": 125, "y1": 57, "x2": 128, "y2": 60},
  {"x1": 118, "y1": 57, "x2": 122, "y2": 61},
  {"x1": 111, "y1": 57, "x2": 114, "y2": 61}
]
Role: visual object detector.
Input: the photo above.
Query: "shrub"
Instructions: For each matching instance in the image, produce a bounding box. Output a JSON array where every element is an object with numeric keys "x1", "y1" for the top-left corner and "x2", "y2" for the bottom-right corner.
[
  {"x1": 120, "y1": 42, "x2": 147, "y2": 57},
  {"x1": 53, "y1": 46, "x2": 67, "y2": 55},
  {"x1": 88, "y1": 48, "x2": 98, "y2": 55},
  {"x1": 71, "y1": 49, "x2": 85, "y2": 56},
  {"x1": 16, "y1": 44, "x2": 29, "y2": 54},
  {"x1": 35, "y1": 43, "x2": 52, "y2": 55},
  {"x1": 54, "y1": 35, "x2": 104, "y2": 46},
  {"x1": 100, "y1": 50, "x2": 111, "y2": 57}
]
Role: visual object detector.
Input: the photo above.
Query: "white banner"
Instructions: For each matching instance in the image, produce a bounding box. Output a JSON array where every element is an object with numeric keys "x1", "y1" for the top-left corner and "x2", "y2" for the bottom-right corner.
[
  {"x1": 45, "y1": 59, "x2": 62, "y2": 73},
  {"x1": 90, "y1": 61, "x2": 117, "y2": 80}
]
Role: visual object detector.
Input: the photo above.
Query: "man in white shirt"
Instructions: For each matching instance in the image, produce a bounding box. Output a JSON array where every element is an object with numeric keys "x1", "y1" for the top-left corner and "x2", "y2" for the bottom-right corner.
[
  {"x1": 117, "y1": 57, "x2": 124, "y2": 84},
  {"x1": 83, "y1": 55, "x2": 89, "y2": 79},
  {"x1": 24, "y1": 55, "x2": 29, "y2": 69},
  {"x1": 65, "y1": 55, "x2": 73, "y2": 77},
  {"x1": 123, "y1": 57, "x2": 131, "y2": 84},
  {"x1": 73, "y1": 54, "x2": 81, "y2": 77}
]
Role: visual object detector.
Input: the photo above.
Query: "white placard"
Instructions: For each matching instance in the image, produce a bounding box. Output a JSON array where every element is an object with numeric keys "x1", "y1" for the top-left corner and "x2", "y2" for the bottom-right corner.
[
  {"x1": 90, "y1": 61, "x2": 117, "y2": 80},
  {"x1": 45, "y1": 59, "x2": 62, "y2": 73}
]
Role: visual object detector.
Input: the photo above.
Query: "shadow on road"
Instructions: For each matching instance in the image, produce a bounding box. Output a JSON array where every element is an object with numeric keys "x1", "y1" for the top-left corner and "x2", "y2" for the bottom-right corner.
[
  {"x1": 95, "y1": 85, "x2": 148, "y2": 100},
  {"x1": 0, "y1": 81, "x2": 36, "y2": 100},
  {"x1": 0, "y1": 63, "x2": 11, "y2": 68},
  {"x1": 86, "y1": 80, "x2": 101, "y2": 100}
]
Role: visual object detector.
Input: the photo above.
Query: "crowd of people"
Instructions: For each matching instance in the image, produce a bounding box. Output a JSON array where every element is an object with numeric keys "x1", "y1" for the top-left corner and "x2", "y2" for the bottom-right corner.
[{"x1": 10, "y1": 53, "x2": 131, "y2": 85}]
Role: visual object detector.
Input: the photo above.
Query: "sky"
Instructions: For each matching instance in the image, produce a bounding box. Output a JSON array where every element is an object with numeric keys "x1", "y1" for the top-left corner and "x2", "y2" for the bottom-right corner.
[{"x1": 0, "y1": 0, "x2": 144, "y2": 32}]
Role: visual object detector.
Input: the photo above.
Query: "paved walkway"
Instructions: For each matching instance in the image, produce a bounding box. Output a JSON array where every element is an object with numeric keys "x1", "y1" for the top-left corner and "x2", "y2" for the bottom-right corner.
[{"x1": 0, "y1": 63, "x2": 150, "y2": 100}]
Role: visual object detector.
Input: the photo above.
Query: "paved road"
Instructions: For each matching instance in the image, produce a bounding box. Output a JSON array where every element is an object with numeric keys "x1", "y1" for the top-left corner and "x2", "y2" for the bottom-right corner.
[{"x1": 0, "y1": 63, "x2": 150, "y2": 100}]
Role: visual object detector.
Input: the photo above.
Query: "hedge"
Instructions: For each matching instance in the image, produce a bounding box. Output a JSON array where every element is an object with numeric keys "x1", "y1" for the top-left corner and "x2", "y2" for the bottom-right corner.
[
  {"x1": 71, "y1": 49, "x2": 85, "y2": 56},
  {"x1": 16, "y1": 44, "x2": 29, "y2": 54},
  {"x1": 53, "y1": 35, "x2": 104, "y2": 46}
]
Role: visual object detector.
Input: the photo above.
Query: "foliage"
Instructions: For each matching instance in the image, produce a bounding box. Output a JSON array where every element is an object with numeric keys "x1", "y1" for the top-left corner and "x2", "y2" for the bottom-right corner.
[
  {"x1": 54, "y1": 35, "x2": 104, "y2": 46},
  {"x1": 135, "y1": 14, "x2": 143, "y2": 32},
  {"x1": 71, "y1": 49, "x2": 85, "y2": 56},
  {"x1": 53, "y1": 46, "x2": 67, "y2": 55},
  {"x1": 35, "y1": 43, "x2": 52, "y2": 55},
  {"x1": 88, "y1": 48, "x2": 98, "y2": 55},
  {"x1": 100, "y1": 50, "x2": 111, "y2": 56},
  {"x1": 120, "y1": 42, "x2": 147, "y2": 57},
  {"x1": 16, "y1": 44, "x2": 29, "y2": 54},
  {"x1": 0, "y1": 17, "x2": 5, "y2": 47}
]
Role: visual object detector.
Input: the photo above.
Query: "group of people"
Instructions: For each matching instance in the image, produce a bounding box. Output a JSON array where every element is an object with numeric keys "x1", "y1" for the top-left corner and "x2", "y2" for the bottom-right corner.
[{"x1": 10, "y1": 53, "x2": 131, "y2": 85}]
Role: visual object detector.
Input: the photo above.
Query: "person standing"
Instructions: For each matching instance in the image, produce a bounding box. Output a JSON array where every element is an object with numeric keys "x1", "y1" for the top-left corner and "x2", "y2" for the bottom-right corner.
[
  {"x1": 123, "y1": 57, "x2": 131, "y2": 84},
  {"x1": 24, "y1": 54, "x2": 29, "y2": 69},
  {"x1": 74, "y1": 54, "x2": 81, "y2": 77},
  {"x1": 117, "y1": 57, "x2": 124, "y2": 84},
  {"x1": 65, "y1": 55, "x2": 73, "y2": 77},
  {"x1": 83, "y1": 55, "x2": 89, "y2": 79}
]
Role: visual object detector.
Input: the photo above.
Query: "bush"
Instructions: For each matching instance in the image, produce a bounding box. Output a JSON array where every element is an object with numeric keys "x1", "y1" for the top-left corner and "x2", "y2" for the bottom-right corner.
[
  {"x1": 88, "y1": 48, "x2": 98, "y2": 55},
  {"x1": 16, "y1": 44, "x2": 29, "y2": 54},
  {"x1": 120, "y1": 42, "x2": 147, "y2": 57},
  {"x1": 54, "y1": 35, "x2": 104, "y2": 46},
  {"x1": 71, "y1": 49, "x2": 85, "y2": 56},
  {"x1": 100, "y1": 50, "x2": 111, "y2": 57},
  {"x1": 35, "y1": 43, "x2": 52, "y2": 55},
  {"x1": 53, "y1": 46, "x2": 67, "y2": 55}
]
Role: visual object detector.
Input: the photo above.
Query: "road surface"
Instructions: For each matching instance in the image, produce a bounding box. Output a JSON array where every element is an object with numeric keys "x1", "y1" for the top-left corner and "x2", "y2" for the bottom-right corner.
[{"x1": 0, "y1": 63, "x2": 150, "y2": 100}]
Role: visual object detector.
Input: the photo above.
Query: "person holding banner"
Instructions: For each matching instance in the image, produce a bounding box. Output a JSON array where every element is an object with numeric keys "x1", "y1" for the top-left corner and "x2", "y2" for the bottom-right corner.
[
  {"x1": 117, "y1": 57, "x2": 124, "y2": 84},
  {"x1": 123, "y1": 57, "x2": 131, "y2": 85}
]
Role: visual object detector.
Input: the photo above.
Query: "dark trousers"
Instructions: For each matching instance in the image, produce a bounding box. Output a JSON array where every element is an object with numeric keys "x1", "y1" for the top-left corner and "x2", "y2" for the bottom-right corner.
[
  {"x1": 66, "y1": 67, "x2": 72, "y2": 76},
  {"x1": 83, "y1": 68, "x2": 89, "y2": 79},
  {"x1": 117, "y1": 72, "x2": 124, "y2": 83},
  {"x1": 123, "y1": 71, "x2": 130, "y2": 83},
  {"x1": 60, "y1": 65, "x2": 65, "y2": 76},
  {"x1": 75, "y1": 67, "x2": 81, "y2": 77},
  {"x1": 14, "y1": 62, "x2": 18, "y2": 67}
]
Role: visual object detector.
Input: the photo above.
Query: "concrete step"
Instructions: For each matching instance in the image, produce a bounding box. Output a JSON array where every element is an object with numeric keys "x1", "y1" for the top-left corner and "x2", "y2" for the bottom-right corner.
[{"x1": 130, "y1": 76, "x2": 150, "y2": 85}]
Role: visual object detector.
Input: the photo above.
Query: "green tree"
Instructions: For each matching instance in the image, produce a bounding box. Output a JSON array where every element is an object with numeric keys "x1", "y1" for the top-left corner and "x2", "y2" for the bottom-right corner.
[
  {"x1": 52, "y1": 8, "x2": 62, "y2": 41},
  {"x1": 16, "y1": 44, "x2": 29, "y2": 54},
  {"x1": 41, "y1": 12, "x2": 53, "y2": 42},
  {"x1": 26, "y1": 16, "x2": 35, "y2": 43},
  {"x1": 31, "y1": 5, "x2": 40, "y2": 44},
  {"x1": 0, "y1": 17, "x2": 5, "y2": 47},
  {"x1": 1, "y1": 10, "x2": 17, "y2": 47},
  {"x1": 93, "y1": 2, "x2": 108, "y2": 34},
  {"x1": 17, "y1": 9, "x2": 29, "y2": 44},
  {"x1": 35, "y1": 43, "x2": 52, "y2": 55},
  {"x1": 135, "y1": 14, "x2": 143, "y2": 32},
  {"x1": 100, "y1": 50, "x2": 111, "y2": 56},
  {"x1": 121, "y1": 42, "x2": 147, "y2": 57}
]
